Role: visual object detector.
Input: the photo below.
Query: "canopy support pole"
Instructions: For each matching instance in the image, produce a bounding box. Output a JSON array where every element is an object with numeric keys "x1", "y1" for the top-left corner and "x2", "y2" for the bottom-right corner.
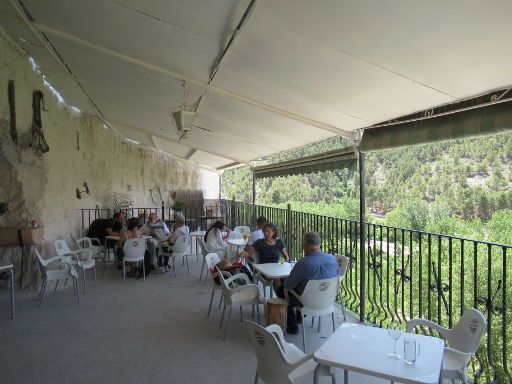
[
  {"x1": 252, "y1": 173, "x2": 256, "y2": 227},
  {"x1": 358, "y1": 151, "x2": 366, "y2": 322}
]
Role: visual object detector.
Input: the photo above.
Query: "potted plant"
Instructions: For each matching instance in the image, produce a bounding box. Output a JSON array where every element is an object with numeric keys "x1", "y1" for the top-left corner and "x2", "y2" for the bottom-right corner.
[{"x1": 172, "y1": 201, "x2": 186, "y2": 216}]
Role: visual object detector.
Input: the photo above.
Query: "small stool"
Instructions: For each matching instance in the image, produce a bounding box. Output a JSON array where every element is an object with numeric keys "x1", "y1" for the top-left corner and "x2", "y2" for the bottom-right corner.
[
  {"x1": 0, "y1": 264, "x2": 15, "y2": 319},
  {"x1": 266, "y1": 297, "x2": 286, "y2": 333}
]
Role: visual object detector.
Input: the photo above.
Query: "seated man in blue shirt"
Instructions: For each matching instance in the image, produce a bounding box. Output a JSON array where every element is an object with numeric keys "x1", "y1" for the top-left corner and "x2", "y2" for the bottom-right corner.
[{"x1": 277, "y1": 231, "x2": 339, "y2": 334}]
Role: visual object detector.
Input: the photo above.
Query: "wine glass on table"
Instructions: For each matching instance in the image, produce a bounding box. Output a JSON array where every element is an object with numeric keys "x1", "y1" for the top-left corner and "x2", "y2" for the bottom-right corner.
[{"x1": 387, "y1": 321, "x2": 402, "y2": 360}]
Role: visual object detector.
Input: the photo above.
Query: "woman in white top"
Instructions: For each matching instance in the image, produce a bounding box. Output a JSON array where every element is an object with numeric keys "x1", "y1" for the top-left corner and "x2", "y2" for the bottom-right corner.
[
  {"x1": 168, "y1": 215, "x2": 189, "y2": 245},
  {"x1": 204, "y1": 220, "x2": 231, "y2": 257}
]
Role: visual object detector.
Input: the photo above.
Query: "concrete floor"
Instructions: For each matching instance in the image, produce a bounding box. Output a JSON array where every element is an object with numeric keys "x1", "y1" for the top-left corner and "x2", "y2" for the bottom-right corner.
[{"x1": 0, "y1": 256, "x2": 388, "y2": 384}]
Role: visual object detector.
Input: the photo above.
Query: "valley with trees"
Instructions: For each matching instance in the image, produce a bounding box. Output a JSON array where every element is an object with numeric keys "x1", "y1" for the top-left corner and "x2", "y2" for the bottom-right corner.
[{"x1": 221, "y1": 131, "x2": 512, "y2": 245}]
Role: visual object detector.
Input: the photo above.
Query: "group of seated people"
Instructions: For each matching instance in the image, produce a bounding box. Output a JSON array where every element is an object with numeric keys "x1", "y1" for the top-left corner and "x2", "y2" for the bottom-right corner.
[
  {"x1": 204, "y1": 216, "x2": 339, "y2": 335},
  {"x1": 105, "y1": 211, "x2": 189, "y2": 276},
  {"x1": 103, "y1": 212, "x2": 339, "y2": 333}
]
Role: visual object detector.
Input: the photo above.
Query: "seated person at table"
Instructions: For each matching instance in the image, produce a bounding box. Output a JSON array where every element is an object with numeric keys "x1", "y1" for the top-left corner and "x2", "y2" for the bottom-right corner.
[
  {"x1": 245, "y1": 216, "x2": 266, "y2": 250},
  {"x1": 204, "y1": 220, "x2": 232, "y2": 258},
  {"x1": 116, "y1": 217, "x2": 143, "y2": 277},
  {"x1": 276, "y1": 231, "x2": 339, "y2": 334},
  {"x1": 240, "y1": 222, "x2": 289, "y2": 264},
  {"x1": 158, "y1": 215, "x2": 190, "y2": 272},
  {"x1": 141, "y1": 213, "x2": 170, "y2": 269},
  {"x1": 106, "y1": 211, "x2": 125, "y2": 237}
]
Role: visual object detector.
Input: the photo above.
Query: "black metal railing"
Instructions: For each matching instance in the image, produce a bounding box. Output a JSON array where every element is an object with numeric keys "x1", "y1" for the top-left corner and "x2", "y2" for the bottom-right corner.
[
  {"x1": 79, "y1": 199, "x2": 511, "y2": 382},
  {"x1": 223, "y1": 200, "x2": 511, "y2": 383},
  {"x1": 79, "y1": 201, "x2": 230, "y2": 235}
]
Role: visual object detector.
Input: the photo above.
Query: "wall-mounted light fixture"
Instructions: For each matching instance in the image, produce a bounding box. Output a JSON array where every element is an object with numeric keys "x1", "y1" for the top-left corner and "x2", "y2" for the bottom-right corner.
[{"x1": 76, "y1": 182, "x2": 90, "y2": 199}]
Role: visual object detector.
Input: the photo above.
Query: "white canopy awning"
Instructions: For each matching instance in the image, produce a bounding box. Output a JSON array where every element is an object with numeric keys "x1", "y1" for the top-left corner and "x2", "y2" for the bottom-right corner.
[{"x1": 1, "y1": 0, "x2": 511, "y2": 169}]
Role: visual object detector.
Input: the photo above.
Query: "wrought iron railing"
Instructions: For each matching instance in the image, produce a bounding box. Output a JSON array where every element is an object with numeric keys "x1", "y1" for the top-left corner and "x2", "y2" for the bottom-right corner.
[
  {"x1": 222, "y1": 200, "x2": 511, "y2": 383},
  {"x1": 79, "y1": 199, "x2": 511, "y2": 382}
]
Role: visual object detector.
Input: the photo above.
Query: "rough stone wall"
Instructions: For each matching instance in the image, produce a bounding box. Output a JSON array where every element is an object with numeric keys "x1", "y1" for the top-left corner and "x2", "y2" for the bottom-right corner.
[{"x1": 0, "y1": 28, "x2": 219, "y2": 249}]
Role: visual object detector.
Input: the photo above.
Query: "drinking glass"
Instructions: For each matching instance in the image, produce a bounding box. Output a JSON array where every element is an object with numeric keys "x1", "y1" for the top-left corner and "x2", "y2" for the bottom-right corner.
[
  {"x1": 387, "y1": 322, "x2": 402, "y2": 359},
  {"x1": 404, "y1": 338, "x2": 420, "y2": 364},
  {"x1": 243, "y1": 234, "x2": 249, "y2": 241}
]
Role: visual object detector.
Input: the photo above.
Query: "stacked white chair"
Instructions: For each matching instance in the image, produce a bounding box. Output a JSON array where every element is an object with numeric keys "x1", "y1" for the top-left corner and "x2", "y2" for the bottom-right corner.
[
  {"x1": 245, "y1": 320, "x2": 336, "y2": 384},
  {"x1": 217, "y1": 265, "x2": 266, "y2": 340},
  {"x1": 35, "y1": 248, "x2": 79, "y2": 307},
  {"x1": 70, "y1": 233, "x2": 107, "y2": 275},
  {"x1": 286, "y1": 276, "x2": 339, "y2": 352},
  {"x1": 406, "y1": 308, "x2": 486, "y2": 383},
  {"x1": 54, "y1": 239, "x2": 96, "y2": 293}
]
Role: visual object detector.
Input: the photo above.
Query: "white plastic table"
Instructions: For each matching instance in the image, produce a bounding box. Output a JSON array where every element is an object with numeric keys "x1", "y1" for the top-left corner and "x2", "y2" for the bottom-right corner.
[
  {"x1": 252, "y1": 262, "x2": 294, "y2": 279},
  {"x1": 189, "y1": 231, "x2": 206, "y2": 255},
  {"x1": 313, "y1": 323, "x2": 444, "y2": 384}
]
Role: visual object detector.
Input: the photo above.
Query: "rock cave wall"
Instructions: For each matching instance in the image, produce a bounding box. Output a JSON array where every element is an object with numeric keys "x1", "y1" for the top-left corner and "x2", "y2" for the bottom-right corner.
[{"x1": 0, "y1": 28, "x2": 219, "y2": 250}]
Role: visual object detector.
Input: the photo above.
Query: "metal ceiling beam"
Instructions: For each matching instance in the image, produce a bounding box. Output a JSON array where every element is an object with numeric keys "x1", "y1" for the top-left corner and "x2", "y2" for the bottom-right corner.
[
  {"x1": 110, "y1": 119, "x2": 246, "y2": 165},
  {"x1": 29, "y1": 21, "x2": 358, "y2": 139},
  {"x1": 185, "y1": 148, "x2": 196, "y2": 160}
]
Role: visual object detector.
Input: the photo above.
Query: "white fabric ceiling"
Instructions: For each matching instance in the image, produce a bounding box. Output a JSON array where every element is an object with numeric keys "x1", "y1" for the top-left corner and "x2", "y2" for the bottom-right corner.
[{"x1": 1, "y1": 0, "x2": 511, "y2": 170}]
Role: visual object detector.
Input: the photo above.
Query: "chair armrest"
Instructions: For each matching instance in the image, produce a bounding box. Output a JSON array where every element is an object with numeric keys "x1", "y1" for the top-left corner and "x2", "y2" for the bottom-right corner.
[
  {"x1": 44, "y1": 257, "x2": 77, "y2": 276},
  {"x1": 42, "y1": 255, "x2": 68, "y2": 267},
  {"x1": 254, "y1": 272, "x2": 271, "y2": 285},
  {"x1": 406, "y1": 318, "x2": 451, "y2": 339},
  {"x1": 231, "y1": 284, "x2": 262, "y2": 300},
  {"x1": 444, "y1": 347, "x2": 472, "y2": 365},
  {"x1": 74, "y1": 248, "x2": 92, "y2": 260},
  {"x1": 77, "y1": 237, "x2": 92, "y2": 248},
  {"x1": 288, "y1": 352, "x2": 316, "y2": 369},
  {"x1": 207, "y1": 246, "x2": 226, "y2": 253},
  {"x1": 285, "y1": 288, "x2": 304, "y2": 306},
  {"x1": 266, "y1": 324, "x2": 285, "y2": 341},
  {"x1": 89, "y1": 237, "x2": 102, "y2": 246},
  {"x1": 225, "y1": 272, "x2": 251, "y2": 286}
]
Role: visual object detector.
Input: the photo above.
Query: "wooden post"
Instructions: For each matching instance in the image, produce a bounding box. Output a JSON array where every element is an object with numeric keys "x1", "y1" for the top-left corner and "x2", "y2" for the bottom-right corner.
[{"x1": 266, "y1": 298, "x2": 287, "y2": 332}]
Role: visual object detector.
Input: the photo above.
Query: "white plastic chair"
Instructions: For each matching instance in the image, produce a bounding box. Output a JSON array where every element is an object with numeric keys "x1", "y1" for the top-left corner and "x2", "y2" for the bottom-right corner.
[
  {"x1": 231, "y1": 225, "x2": 250, "y2": 240},
  {"x1": 35, "y1": 248, "x2": 79, "y2": 307},
  {"x1": 71, "y1": 233, "x2": 107, "y2": 275},
  {"x1": 0, "y1": 264, "x2": 15, "y2": 318},
  {"x1": 122, "y1": 238, "x2": 146, "y2": 281},
  {"x1": 286, "y1": 276, "x2": 339, "y2": 352},
  {"x1": 251, "y1": 252, "x2": 274, "y2": 299},
  {"x1": 216, "y1": 265, "x2": 266, "y2": 340},
  {"x1": 159, "y1": 235, "x2": 191, "y2": 276},
  {"x1": 406, "y1": 308, "x2": 486, "y2": 383},
  {"x1": 245, "y1": 320, "x2": 336, "y2": 384},
  {"x1": 335, "y1": 255, "x2": 349, "y2": 321},
  {"x1": 198, "y1": 238, "x2": 226, "y2": 283},
  {"x1": 205, "y1": 252, "x2": 233, "y2": 317},
  {"x1": 54, "y1": 239, "x2": 96, "y2": 293}
]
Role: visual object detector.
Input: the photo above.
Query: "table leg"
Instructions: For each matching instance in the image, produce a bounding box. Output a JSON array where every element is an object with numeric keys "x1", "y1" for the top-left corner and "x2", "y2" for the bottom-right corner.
[
  {"x1": 17, "y1": 230, "x2": 24, "y2": 289},
  {"x1": 313, "y1": 364, "x2": 322, "y2": 384},
  {"x1": 9, "y1": 267, "x2": 15, "y2": 319},
  {"x1": 344, "y1": 369, "x2": 348, "y2": 384}
]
